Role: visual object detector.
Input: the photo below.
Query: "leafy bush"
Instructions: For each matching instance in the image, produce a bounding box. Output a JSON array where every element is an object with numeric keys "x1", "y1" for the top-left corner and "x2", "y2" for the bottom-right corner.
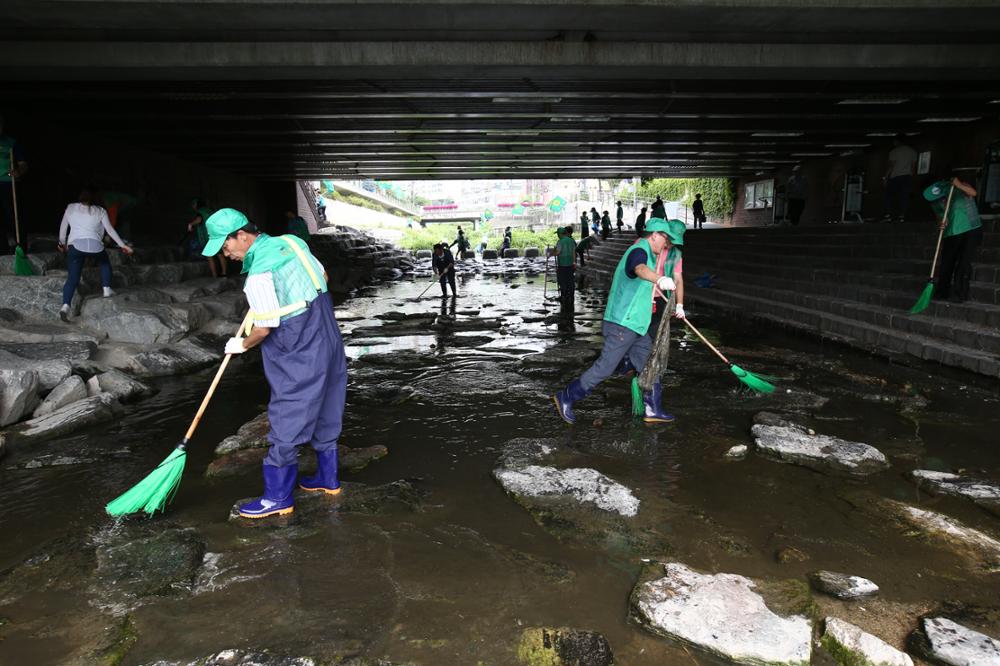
[{"x1": 397, "y1": 224, "x2": 560, "y2": 252}]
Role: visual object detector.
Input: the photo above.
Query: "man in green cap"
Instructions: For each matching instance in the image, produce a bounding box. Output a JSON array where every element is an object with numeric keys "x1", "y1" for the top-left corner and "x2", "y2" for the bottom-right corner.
[
  {"x1": 923, "y1": 176, "x2": 982, "y2": 302},
  {"x1": 553, "y1": 218, "x2": 685, "y2": 424},
  {"x1": 202, "y1": 208, "x2": 347, "y2": 518}
]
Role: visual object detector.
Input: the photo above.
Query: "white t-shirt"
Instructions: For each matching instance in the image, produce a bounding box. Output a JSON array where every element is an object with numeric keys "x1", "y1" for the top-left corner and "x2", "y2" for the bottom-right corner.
[
  {"x1": 58, "y1": 203, "x2": 127, "y2": 253},
  {"x1": 888, "y1": 144, "x2": 918, "y2": 178},
  {"x1": 244, "y1": 272, "x2": 281, "y2": 328}
]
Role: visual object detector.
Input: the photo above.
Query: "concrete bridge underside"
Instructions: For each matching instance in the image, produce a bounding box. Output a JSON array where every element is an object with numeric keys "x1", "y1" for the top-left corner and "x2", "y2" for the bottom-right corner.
[{"x1": 2, "y1": 1, "x2": 1000, "y2": 182}]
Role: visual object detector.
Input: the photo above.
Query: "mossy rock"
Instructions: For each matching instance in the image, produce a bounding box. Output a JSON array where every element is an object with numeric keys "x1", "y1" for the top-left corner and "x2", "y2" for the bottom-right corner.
[
  {"x1": 757, "y1": 578, "x2": 820, "y2": 621},
  {"x1": 516, "y1": 627, "x2": 614, "y2": 666}
]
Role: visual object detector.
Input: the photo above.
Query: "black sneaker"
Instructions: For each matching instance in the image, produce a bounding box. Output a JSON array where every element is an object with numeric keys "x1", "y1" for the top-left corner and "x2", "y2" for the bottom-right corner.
[{"x1": 59, "y1": 309, "x2": 70, "y2": 323}]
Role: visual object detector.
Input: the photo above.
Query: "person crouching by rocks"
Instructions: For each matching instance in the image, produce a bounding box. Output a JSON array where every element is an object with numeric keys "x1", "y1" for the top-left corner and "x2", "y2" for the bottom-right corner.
[
  {"x1": 553, "y1": 218, "x2": 686, "y2": 425},
  {"x1": 432, "y1": 242, "x2": 457, "y2": 297},
  {"x1": 203, "y1": 208, "x2": 347, "y2": 519},
  {"x1": 57, "y1": 186, "x2": 134, "y2": 322}
]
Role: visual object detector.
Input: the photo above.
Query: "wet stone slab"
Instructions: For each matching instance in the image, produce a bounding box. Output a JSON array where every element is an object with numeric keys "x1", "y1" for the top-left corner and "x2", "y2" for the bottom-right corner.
[
  {"x1": 631, "y1": 561, "x2": 812, "y2": 665},
  {"x1": 751, "y1": 411, "x2": 890, "y2": 476},
  {"x1": 919, "y1": 617, "x2": 1000, "y2": 665},
  {"x1": 822, "y1": 617, "x2": 913, "y2": 666},
  {"x1": 808, "y1": 570, "x2": 879, "y2": 600},
  {"x1": 516, "y1": 627, "x2": 614, "y2": 666},
  {"x1": 910, "y1": 469, "x2": 1000, "y2": 516}
]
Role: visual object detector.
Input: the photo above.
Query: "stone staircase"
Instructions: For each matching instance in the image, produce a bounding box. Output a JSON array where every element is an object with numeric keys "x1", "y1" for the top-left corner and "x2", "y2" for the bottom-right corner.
[{"x1": 581, "y1": 221, "x2": 1000, "y2": 378}]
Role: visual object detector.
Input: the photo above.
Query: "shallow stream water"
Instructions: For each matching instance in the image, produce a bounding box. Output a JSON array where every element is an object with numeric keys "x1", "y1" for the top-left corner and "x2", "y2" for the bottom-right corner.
[{"x1": 1, "y1": 266, "x2": 999, "y2": 665}]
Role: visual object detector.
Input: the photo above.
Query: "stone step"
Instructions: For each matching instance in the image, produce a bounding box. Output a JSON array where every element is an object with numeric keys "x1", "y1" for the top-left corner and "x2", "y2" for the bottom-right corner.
[
  {"x1": 687, "y1": 255, "x2": 1000, "y2": 308},
  {"x1": 686, "y1": 258, "x2": 1000, "y2": 328},
  {"x1": 687, "y1": 287, "x2": 1000, "y2": 378},
  {"x1": 692, "y1": 275, "x2": 1000, "y2": 356}
]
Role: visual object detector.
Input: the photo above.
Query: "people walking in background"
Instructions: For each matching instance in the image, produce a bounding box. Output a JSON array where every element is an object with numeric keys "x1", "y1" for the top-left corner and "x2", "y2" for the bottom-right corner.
[
  {"x1": 785, "y1": 166, "x2": 808, "y2": 226},
  {"x1": 0, "y1": 114, "x2": 27, "y2": 255},
  {"x1": 499, "y1": 230, "x2": 512, "y2": 256},
  {"x1": 432, "y1": 243, "x2": 457, "y2": 297},
  {"x1": 450, "y1": 225, "x2": 470, "y2": 257},
  {"x1": 580, "y1": 211, "x2": 590, "y2": 238},
  {"x1": 551, "y1": 226, "x2": 576, "y2": 310},
  {"x1": 925, "y1": 177, "x2": 982, "y2": 303},
  {"x1": 57, "y1": 186, "x2": 134, "y2": 321},
  {"x1": 285, "y1": 210, "x2": 310, "y2": 242},
  {"x1": 882, "y1": 133, "x2": 918, "y2": 223},
  {"x1": 315, "y1": 192, "x2": 327, "y2": 222},
  {"x1": 651, "y1": 196, "x2": 666, "y2": 219},
  {"x1": 601, "y1": 210, "x2": 612, "y2": 239},
  {"x1": 635, "y1": 206, "x2": 647, "y2": 237},
  {"x1": 616, "y1": 200, "x2": 624, "y2": 234},
  {"x1": 190, "y1": 198, "x2": 228, "y2": 277},
  {"x1": 577, "y1": 233, "x2": 596, "y2": 267},
  {"x1": 692, "y1": 193, "x2": 706, "y2": 230},
  {"x1": 590, "y1": 208, "x2": 600, "y2": 236}
]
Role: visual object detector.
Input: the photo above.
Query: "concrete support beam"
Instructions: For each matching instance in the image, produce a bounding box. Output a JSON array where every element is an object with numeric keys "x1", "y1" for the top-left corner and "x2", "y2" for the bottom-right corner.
[{"x1": 4, "y1": 41, "x2": 1000, "y2": 81}]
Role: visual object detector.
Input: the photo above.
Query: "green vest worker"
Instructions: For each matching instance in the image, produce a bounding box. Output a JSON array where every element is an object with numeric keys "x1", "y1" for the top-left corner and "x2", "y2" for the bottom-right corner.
[
  {"x1": 553, "y1": 218, "x2": 686, "y2": 424},
  {"x1": 203, "y1": 208, "x2": 347, "y2": 519},
  {"x1": 924, "y1": 177, "x2": 982, "y2": 303}
]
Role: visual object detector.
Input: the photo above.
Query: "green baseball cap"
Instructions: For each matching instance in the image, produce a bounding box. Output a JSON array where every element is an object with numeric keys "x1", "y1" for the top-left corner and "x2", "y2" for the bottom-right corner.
[
  {"x1": 922, "y1": 180, "x2": 950, "y2": 202},
  {"x1": 201, "y1": 208, "x2": 248, "y2": 257},
  {"x1": 644, "y1": 218, "x2": 685, "y2": 246}
]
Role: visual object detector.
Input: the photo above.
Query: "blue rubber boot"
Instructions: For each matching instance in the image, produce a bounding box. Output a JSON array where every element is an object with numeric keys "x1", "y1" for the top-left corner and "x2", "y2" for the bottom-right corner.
[
  {"x1": 298, "y1": 448, "x2": 341, "y2": 495},
  {"x1": 642, "y1": 382, "x2": 675, "y2": 424},
  {"x1": 238, "y1": 464, "x2": 297, "y2": 518},
  {"x1": 552, "y1": 379, "x2": 589, "y2": 424}
]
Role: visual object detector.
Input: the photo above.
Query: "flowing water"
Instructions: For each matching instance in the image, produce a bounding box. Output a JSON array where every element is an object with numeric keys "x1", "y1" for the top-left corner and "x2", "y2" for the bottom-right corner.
[{"x1": 1, "y1": 266, "x2": 999, "y2": 665}]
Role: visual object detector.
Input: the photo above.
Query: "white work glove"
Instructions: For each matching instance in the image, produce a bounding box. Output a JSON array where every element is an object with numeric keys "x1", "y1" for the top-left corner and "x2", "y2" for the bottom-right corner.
[
  {"x1": 673, "y1": 303, "x2": 686, "y2": 319},
  {"x1": 656, "y1": 276, "x2": 676, "y2": 292},
  {"x1": 224, "y1": 337, "x2": 246, "y2": 355}
]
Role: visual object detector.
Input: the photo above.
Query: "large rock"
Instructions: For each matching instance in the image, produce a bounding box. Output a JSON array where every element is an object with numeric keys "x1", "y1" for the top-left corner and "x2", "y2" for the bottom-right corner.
[
  {"x1": 911, "y1": 469, "x2": 1000, "y2": 516},
  {"x1": 751, "y1": 414, "x2": 889, "y2": 476},
  {"x1": 9, "y1": 393, "x2": 121, "y2": 443},
  {"x1": 522, "y1": 343, "x2": 600, "y2": 368},
  {"x1": 86, "y1": 369, "x2": 154, "y2": 403},
  {"x1": 853, "y1": 496, "x2": 1000, "y2": 571},
  {"x1": 33, "y1": 374, "x2": 88, "y2": 418},
  {"x1": 0, "y1": 321, "x2": 99, "y2": 345},
  {"x1": 144, "y1": 649, "x2": 320, "y2": 665},
  {"x1": 822, "y1": 617, "x2": 912, "y2": 666},
  {"x1": 494, "y1": 465, "x2": 639, "y2": 517},
  {"x1": 0, "y1": 348, "x2": 72, "y2": 391},
  {"x1": 0, "y1": 340, "x2": 96, "y2": 365},
  {"x1": 0, "y1": 367, "x2": 40, "y2": 426},
  {"x1": 808, "y1": 571, "x2": 878, "y2": 600},
  {"x1": 920, "y1": 617, "x2": 1000, "y2": 665},
  {"x1": 94, "y1": 527, "x2": 205, "y2": 609},
  {"x1": 78, "y1": 297, "x2": 199, "y2": 344},
  {"x1": 632, "y1": 562, "x2": 812, "y2": 665},
  {"x1": 207, "y1": 443, "x2": 387, "y2": 478},
  {"x1": 516, "y1": 627, "x2": 613, "y2": 666},
  {"x1": 126, "y1": 338, "x2": 222, "y2": 377},
  {"x1": 0, "y1": 275, "x2": 80, "y2": 319},
  {"x1": 215, "y1": 412, "x2": 270, "y2": 455},
  {"x1": 194, "y1": 290, "x2": 248, "y2": 320}
]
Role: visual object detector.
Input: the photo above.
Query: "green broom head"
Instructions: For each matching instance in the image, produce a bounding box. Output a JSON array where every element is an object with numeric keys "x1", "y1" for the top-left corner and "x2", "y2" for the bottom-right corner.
[
  {"x1": 730, "y1": 364, "x2": 777, "y2": 394},
  {"x1": 909, "y1": 281, "x2": 934, "y2": 315},
  {"x1": 13, "y1": 245, "x2": 34, "y2": 276},
  {"x1": 106, "y1": 446, "x2": 187, "y2": 517},
  {"x1": 631, "y1": 376, "x2": 644, "y2": 416}
]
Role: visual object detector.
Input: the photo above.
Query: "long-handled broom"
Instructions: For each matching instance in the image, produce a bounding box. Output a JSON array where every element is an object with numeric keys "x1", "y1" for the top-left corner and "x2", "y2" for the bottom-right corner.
[
  {"x1": 106, "y1": 313, "x2": 252, "y2": 517},
  {"x1": 412, "y1": 263, "x2": 456, "y2": 301},
  {"x1": 9, "y1": 149, "x2": 33, "y2": 276},
  {"x1": 909, "y1": 183, "x2": 955, "y2": 315},
  {"x1": 683, "y1": 318, "x2": 777, "y2": 393}
]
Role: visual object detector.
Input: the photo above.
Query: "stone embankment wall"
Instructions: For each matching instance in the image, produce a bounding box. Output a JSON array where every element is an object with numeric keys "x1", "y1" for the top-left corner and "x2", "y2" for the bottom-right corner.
[
  {"x1": 581, "y1": 220, "x2": 1000, "y2": 379},
  {"x1": 0, "y1": 226, "x2": 412, "y2": 455}
]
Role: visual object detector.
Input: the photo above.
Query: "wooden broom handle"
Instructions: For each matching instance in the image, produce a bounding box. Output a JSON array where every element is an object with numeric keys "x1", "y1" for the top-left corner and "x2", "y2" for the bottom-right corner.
[
  {"x1": 182, "y1": 312, "x2": 253, "y2": 442},
  {"x1": 928, "y1": 184, "x2": 955, "y2": 279},
  {"x1": 9, "y1": 149, "x2": 20, "y2": 245},
  {"x1": 683, "y1": 318, "x2": 732, "y2": 366}
]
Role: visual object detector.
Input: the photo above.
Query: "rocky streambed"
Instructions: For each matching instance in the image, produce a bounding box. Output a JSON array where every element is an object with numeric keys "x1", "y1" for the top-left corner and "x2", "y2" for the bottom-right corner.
[{"x1": 1, "y1": 255, "x2": 999, "y2": 665}]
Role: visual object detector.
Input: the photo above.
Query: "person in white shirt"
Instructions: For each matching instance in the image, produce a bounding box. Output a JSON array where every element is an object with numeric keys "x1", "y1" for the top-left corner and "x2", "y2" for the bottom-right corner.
[
  {"x1": 57, "y1": 187, "x2": 133, "y2": 322},
  {"x1": 882, "y1": 134, "x2": 919, "y2": 223}
]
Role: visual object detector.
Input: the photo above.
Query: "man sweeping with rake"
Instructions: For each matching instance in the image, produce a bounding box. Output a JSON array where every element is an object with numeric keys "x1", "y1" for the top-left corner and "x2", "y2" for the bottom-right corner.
[
  {"x1": 553, "y1": 218, "x2": 686, "y2": 425},
  {"x1": 206, "y1": 208, "x2": 347, "y2": 518}
]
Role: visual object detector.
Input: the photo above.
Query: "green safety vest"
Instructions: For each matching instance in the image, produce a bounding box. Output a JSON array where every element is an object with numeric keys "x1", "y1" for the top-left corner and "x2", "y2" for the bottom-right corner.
[
  {"x1": 195, "y1": 206, "x2": 213, "y2": 245},
  {"x1": 933, "y1": 192, "x2": 982, "y2": 238},
  {"x1": 243, "y1": 234, "x2": 327, "y2": 331},
  {"x1": 556, "y1": 235, "x2": 576, "y2": 266},
  {"x1": 604, "y1": 239, "x2": 679, "y2": 335}
]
